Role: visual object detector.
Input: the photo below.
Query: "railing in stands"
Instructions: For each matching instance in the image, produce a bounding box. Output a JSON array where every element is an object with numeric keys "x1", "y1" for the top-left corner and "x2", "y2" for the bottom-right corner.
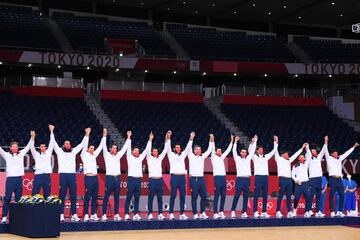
[{"x1": 100, "y1": 79, "x2": 202, "y2": 94}]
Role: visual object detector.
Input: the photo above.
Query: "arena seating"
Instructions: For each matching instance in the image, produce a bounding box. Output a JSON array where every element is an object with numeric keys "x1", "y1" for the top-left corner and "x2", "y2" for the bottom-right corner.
[
  {"x1": 0, "y1": 5, "x2": 59, "y2": 50},
  {"x1": 166, "y1": 23, "x2": 296, "y2": 62},
  {"x1": 221, "y1": 99, "x2": 360, "y2": 158},
  {"x1": 294, "y1": 36, "x2": 360, "y2": 63},
  {"x1": 101, "y1": 98, "x2": 231, "y2": 151},
  {"x1": 0, "y1": 89, "x2": 103, "y2": 147},
  {"x1": 53, "y1": 12, "x2": 175, "y2": 57}
]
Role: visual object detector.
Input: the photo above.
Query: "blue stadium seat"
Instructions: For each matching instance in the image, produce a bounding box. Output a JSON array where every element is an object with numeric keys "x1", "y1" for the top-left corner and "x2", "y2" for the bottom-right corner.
[
  {"x1": 101, "y1": 99, "x2": 232, "y2": 152},
  {"x1": 53, "y1": 12, "x2": 175, "y2": 57},
  {"x1": 221, "y1": 103, "x2": 360, "y2": 158},
  {"x1": 0, "y1": 5, "x2": 59, "y2": 50},
  {"x1": 294, "y1": 36, "x2": 360, "y2": 63},
  {"x1": 0, "y1": 91, "x2": 103, "y2": 147},
  {"x1": 166, "y1": 23, "x2": 296, "y2": 62}
]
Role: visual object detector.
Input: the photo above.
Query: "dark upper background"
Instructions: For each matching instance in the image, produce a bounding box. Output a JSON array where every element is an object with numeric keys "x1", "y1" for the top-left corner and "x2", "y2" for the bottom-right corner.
[{"x1": 0, "y1": 0, "x2": 359, "y2": 39}]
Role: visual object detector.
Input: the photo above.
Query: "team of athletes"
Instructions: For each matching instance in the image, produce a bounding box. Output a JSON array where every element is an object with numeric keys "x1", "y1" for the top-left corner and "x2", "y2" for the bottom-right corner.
[{"x1": 0, "y1": 125, "x2": 358, "y2": 223}]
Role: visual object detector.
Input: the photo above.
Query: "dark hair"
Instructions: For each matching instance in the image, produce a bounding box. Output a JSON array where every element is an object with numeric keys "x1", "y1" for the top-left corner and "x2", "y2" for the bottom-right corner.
[
  {"x1": 110, "y1": 144, "x2": 118, "y2": 149},
  {"x1": 256, "y1": 146, "x2": 263, "y2": 151},
  {"x1": 331, "y1": 149, "x2": 338, "y2": 154},
  {"x1": 10, "y1": 141, "x2": 19, "y2": 147}
]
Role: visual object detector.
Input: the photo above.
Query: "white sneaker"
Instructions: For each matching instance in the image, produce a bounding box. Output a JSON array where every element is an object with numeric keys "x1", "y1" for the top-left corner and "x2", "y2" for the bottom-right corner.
[
  {"x1": 261, "y1": 212, "x2": 270, "y2": 218},
  {"x1": 83, "y1": 214, "x2": 90, "y2": 222},
  {"x1": 179, "y1": 214, "x2": 188, "y2": 220},
  {"x1": 113, "y1": 214, "x2": 122, "y2": 221},
  {"x1": 336, "y1": 212, "x2": 345, "y2": 218},
  {"x1": 287, "y1": 212, "x2": 294, "y2": 218},
  {"x1": 124, "y1": 214, "x2": 130, "y2": 221},
  {"x1": 158, "y1": 213, "x2": 165, "y2": 220},
  {"x1": 101, "y1": 214, "x2": 107, "y2": 221},
  {"x1": 148, "y1": 213, "x2": 154, "y2": 220},
  {"x1": 133, "y1": 214, "x2": 142, "y2": 221},
  {"x1": 193, "y1": 213, "x2": 199, "y2": 220},
  {"x1": 276, "y1": 211, "x2": 283, "y2": 218},
  {"x1": 71, "y1": 214, "x2": 80, "y2": 222},
  {"x1": 253, "y1": 211, "x2": 260, "y2": 218},
  {"x1": 219, "y1": 211, "x2": 226, "y2": 219},
  {"x1": 304, "y1": 211, "x2": 311, "y2": 218},
  {"x1": 241, "y1": 212, "x2": 248, "y2": 218},
  {"x1": 231, "y1": 211, "x2": 236, "y2": 219},
  {"x1": 1, "y1": 217, "x2": 7, "y2": 223},
  {"x1": 169, "y1": 213, "x2": 175, "y2": 220},
  {"x1": 213, "y1": 213, "x2": 220, "y2": 219},
  {"x1": 308, "y1": 210, "x2": 314, "y2": 216},
  {"x1": 90, "y1": 214, "x2": 99, "y2": 221},
  {"x1": 315, "y1": 211, "x2": 325, "y2": 218},
  {"x1": 351, "y1": 211, "x2": 358, "y2": 217},
  {"x1": 60, "y1": 214, "x2": 65, "y2": 222},
  {"x1": 330, "y1": 212, "x2": 336, "y2": 217},
  {"x1": 199, "y1": 212, "x2": 209, "y2": 220},
  {"x1": 292, "y1": 209, "x2": 297, "y2": 217}
]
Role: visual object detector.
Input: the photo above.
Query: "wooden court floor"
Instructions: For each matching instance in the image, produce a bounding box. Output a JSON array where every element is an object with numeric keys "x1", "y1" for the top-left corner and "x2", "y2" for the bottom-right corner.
[{"x1": 1, "y1": 226, "x2": 360, "y2": 240}]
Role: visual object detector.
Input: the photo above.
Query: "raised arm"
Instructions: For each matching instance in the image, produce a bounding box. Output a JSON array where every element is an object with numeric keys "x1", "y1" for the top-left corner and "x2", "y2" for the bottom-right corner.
[
  {"x1": 211, "y1": 141, "x2": 216, "y2": 158},
  {"x1": 140, "y1": 132, "x2": 152, "y2": 161},
  {"x1": 202, "y1": 134, "x2": 214, "y2": 159},
  {"x1": 289, "y1": 144, "x2": 306, "y2": 163},
  {"x1": 126, "y1": 131, "x2": 133, "y2": 160},
  {"x1": 102, "y1": 129, "x2": 109, "y2": 156},
  {"x1": 158, "y1": 132, "x2": 171, "y2": 161},
  {"x1": 19, "y1": 131, "x2": 35, "y2": 157},
  {"x1": 232, "y1": 136, "x2": 240, "y2": 159},
  {"x1": 247, "y1": 135, "x2": 258, "y2": 160},
  {"x1": 221, "y1": 135, "x2": 234, "y2": 160},
  {"x1": 30, "y1": 132, "x2": 37, "y2": 159},
  {"x1": 265, "y1": 136, "x2": 278, "y2": 161},
  {"x1": 182, "y1": 131, "x2": 195, "y2": 159},
  {"x1": 339, "y1": 143, "x2": 359, "y2": 161},
  {"x1": 304, "y1": 143, "x2": 311, "y2": 168},
  {"x1": 46, "y1": 125, "x2": 55, "y2": 154},
  {"x1": 52, "y1": 130, "x2": 62, "y2": 155},
  {"x1": 115, "y1": 131, "x2": 132, "y2": 160},
  {"x1": 146, "y1": 132, "x2": 154, "y2": 160},
  {"x1": 94, "y1": 137, "x2": 105, "y2": 157},
  {"x1": 317, "y1": 144, "x2": 325, "y2": 161},
  {"x1": 81, "y1": 128, "x2": 90, "y2": 157},
  {"x1": 323, "y1": 136, "x2": 330, "y2": 159},
  {"x1": 73, "y1": 128, "x2": 91, "y2": 154}
]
